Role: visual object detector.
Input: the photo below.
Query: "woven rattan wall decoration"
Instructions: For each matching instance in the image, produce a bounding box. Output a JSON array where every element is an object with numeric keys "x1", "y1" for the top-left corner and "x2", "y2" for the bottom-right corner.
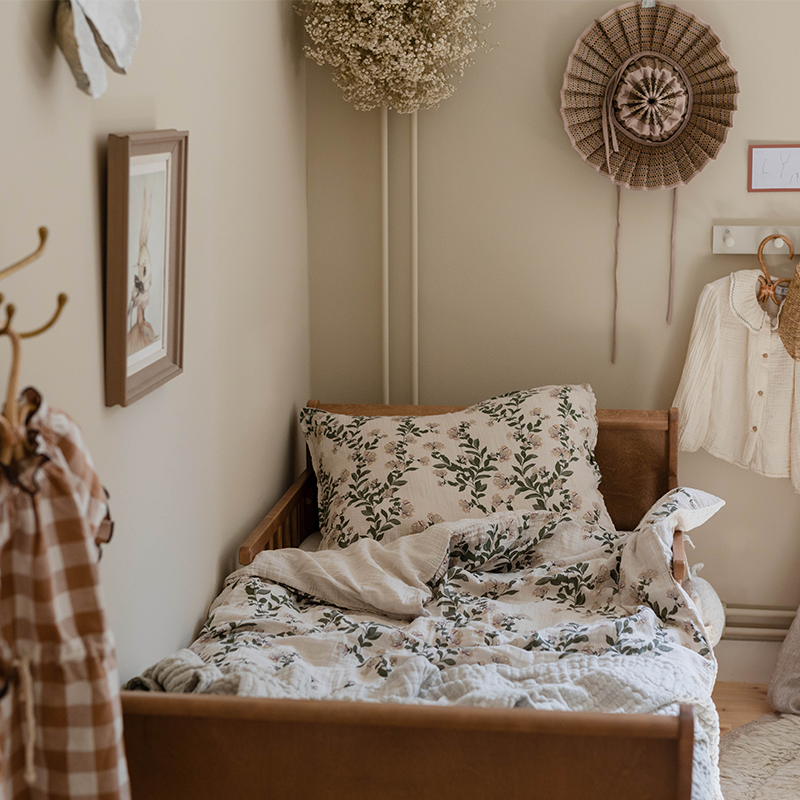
[{"x1": 560, "y1": 1, "x2": 738, "y2": 362}]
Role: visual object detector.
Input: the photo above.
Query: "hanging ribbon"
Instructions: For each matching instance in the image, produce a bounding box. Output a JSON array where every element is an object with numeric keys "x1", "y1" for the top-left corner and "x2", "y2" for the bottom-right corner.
[
  {"x1": 667, "y1": 188, "x2": 678, "y2": 323},
  {"x1": 612, "y1": 185, "x2": 621, "y2": 364}
]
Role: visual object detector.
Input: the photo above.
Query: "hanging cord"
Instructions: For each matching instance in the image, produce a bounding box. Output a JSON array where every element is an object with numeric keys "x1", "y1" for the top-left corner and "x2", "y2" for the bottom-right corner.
[
  {"x1": 13, "y1": 657, "x2": 37, "y2": 785},
  {"x1": 612, "y1": 185, "x2": 622, "y2": 364},
  {"x1": 667, "y1": 187, "x2": 678, "y2": 324}
]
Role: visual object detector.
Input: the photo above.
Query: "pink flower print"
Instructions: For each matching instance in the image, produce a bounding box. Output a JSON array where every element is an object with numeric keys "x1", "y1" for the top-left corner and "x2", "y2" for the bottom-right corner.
[
  {"x1": 527, "y1": 434, "x2": 542, "y2": 449},
  {"x1": 384, "y1": 441, "x2": 397, "y2": 454},
  {"x1": 549, "y1": 388, "x2": 561, "y2": 398},
  {"x1": 496, "y1": 446, "x2": 512, "y2": 462},
  {"x1": 427, "y1": 513, "x2": 444, "y2": 525},
  {"x1": 491, "y1": 494, "x2": 503, "y2": 508},
  {"x1": 446, "y1": 427, "x2": 460, "y2": 440},
  {"x1": 549, "y1": 425, "x2": 562, "y2": 440},
  {"x1": 569, "y1": 491, "x2": 582, "y2": 510},
  {"x1": 418, "y1": 456, "x2": 430, "y2": 466},
  {"x1": 422, "y1": 442, "x2": 435, "y2": 452},
  {"x1": 364, "y1": 451, "x2": 377, "y2": 465},
  {"x1": 337, "y1": 469, "x2": 350, "y2": 485},
  {"x1": 459, "y1": 499, "x2": 473, "y2": 513},
  {"x1": 369, "y1": 428, "x2": 381, "y2": 437},
  {"x1": 493, "y1": 473, "x2": 509, "y2": 490},
  {"x1": 399, "y1": 500, "x2": 414, "y2": 518},
  {"x1": 411, "y1": 521, "x2": 426, "y2": 534}
]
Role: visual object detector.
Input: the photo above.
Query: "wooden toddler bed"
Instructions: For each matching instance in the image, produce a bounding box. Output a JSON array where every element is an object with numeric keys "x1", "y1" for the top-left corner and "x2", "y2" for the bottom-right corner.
[{"x1": 122, "y1": 404, "x2": 694, "y2": 800}]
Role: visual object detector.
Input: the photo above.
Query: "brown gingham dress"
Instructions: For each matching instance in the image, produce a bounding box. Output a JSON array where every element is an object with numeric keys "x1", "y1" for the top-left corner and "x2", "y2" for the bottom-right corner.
[{"x1": 0, "y1": 389, "x2": 129, "y2": 799}]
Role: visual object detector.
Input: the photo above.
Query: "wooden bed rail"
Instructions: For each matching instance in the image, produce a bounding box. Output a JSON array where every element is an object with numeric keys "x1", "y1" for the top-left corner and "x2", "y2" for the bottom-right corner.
[
  {"x1": 238, "y1": 468, "x2": 315, "y2": 565},
  {"x1": 121, "y1": 693, "x2": 694, "y2": 800}
]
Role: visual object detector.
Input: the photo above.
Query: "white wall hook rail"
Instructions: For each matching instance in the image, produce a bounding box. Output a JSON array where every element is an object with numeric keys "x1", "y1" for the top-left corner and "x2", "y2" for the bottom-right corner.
[{"x1": 712, "y1": 223, "x2": 800, "y2": 255}]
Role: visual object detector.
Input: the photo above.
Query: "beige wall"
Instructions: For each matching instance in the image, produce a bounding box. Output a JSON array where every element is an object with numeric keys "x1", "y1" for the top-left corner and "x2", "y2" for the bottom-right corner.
[
  {"x1": 2, "y1": 0, "x2": 309, "y2": 681},
  {"x1": 307, "y1": 1, "x2": 800, "y2": 680}
]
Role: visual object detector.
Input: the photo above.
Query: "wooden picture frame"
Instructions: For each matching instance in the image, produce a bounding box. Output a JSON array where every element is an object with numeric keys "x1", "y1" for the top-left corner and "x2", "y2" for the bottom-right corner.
[
  {"x1": 748, "y1": 144, "x2": 800, "y2": 192},
  {"x1": 105, "y1": 130, "x2": 188, "y2": 407}
]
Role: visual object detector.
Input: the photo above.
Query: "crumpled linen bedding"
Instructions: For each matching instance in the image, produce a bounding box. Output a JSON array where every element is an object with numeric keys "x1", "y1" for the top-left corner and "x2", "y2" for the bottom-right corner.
[{"x1": 129, "y1": 507, "x2": 722, "y2": 800}]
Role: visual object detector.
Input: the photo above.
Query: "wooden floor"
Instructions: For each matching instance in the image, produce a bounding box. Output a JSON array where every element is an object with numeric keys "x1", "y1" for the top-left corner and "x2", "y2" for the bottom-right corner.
[{"x1": 713, "y1": 682, "x2": 772, "y2": 736}]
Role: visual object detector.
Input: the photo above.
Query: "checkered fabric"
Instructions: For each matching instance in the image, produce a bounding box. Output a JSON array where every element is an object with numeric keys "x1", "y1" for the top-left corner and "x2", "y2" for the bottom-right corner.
[{"x1": 0, "y1": 389, "x2": 129, "y2": 799}]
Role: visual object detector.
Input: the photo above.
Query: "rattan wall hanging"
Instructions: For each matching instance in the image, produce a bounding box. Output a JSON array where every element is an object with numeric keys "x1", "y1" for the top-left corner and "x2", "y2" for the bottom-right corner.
[{"x1": 560, "y1": 1, "x2": 739, "y2": 362}]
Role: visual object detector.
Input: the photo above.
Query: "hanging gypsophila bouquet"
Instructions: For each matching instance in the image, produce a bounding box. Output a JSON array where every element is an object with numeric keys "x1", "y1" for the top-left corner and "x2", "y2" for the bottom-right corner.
[{"x1": 298, "y1": 0, "x2": 494, "y2": 113}]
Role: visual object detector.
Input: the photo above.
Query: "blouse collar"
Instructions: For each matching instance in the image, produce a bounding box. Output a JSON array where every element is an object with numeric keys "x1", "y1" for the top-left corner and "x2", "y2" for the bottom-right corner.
[{"x1": 730, "y1": 269, "x2": 777, "y2": 333}]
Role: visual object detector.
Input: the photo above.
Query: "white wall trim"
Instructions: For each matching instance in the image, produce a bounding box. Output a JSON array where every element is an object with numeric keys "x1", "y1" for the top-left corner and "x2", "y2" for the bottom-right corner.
[{"x1": 722, "y1": 604, "x2": 796, "y2": 642}]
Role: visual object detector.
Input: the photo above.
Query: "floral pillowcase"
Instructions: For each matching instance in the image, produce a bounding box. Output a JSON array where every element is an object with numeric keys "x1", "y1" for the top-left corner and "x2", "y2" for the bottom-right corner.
[{"x1": 300, "y1": 384, "x2": 616, "y2": 550}]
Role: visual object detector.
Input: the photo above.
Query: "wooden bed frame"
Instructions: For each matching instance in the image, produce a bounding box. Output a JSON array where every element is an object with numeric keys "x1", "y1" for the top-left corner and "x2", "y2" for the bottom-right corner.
[{"x1": 122, "y1": 404, "x2": 694, "y2": 800}]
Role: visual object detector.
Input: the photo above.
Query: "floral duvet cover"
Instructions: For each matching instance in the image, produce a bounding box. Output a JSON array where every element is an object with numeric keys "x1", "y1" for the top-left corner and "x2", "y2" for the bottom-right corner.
[{"x1": 130, "y1": 493, "x2": 723, "y2": 800}]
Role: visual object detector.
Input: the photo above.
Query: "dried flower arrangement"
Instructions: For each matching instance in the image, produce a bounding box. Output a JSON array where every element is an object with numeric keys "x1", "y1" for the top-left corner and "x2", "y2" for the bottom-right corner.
[{"x1": 298, "y1": 0, "x2": 494, "y2": 113}]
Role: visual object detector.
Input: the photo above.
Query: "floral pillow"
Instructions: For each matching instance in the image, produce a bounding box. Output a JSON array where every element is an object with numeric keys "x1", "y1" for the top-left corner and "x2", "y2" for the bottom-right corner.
[
  {"x1": 300, "y1": 384, "x2": 615, "y2": 550},
  {"x1": 635, "y1": 487, "x2": 725, "y2": 534}
]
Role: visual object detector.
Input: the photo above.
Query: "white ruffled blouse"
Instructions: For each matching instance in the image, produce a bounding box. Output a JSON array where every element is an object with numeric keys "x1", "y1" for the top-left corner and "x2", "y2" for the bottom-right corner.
[{"x1": 674, "y1": 269, "x2": 800, "y2": 491}]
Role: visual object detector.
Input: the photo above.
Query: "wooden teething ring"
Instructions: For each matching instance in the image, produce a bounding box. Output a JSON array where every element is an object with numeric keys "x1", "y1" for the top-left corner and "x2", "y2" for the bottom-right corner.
[{"x1": 757, "y1": 234, "x2": 794, "y2": 305}]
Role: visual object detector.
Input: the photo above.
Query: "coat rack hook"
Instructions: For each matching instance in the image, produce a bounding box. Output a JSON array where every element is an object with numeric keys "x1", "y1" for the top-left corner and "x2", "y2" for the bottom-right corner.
[
  {"x1": 0, "y1": 305, "x2": 17, "y2": 336},
  {"x1": 0, "y1": 228, "x2": 48, "y2": 283},
  {"x1": 21, "y1": 294, "x2": 68, "y2": 340}
]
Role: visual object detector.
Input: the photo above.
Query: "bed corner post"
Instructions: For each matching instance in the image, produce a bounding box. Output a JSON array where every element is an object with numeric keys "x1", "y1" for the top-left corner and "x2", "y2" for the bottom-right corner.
[
  {"x1": 676, "y1": 704, "x2": 694, "y2": 800},
  {"x1": 667, "y1": 407, "x2": 679, "y2": 491}
]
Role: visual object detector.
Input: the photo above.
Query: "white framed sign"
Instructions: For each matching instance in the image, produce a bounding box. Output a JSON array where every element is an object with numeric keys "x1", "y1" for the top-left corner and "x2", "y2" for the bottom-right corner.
[{"x1": 749, "y1": 144, "x2": 800, "y2": 192}]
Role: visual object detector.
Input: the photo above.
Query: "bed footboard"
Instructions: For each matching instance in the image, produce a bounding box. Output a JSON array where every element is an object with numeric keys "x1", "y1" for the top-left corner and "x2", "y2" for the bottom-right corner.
[{"x1": 122, "y1": 693, "x2": 694, "y2": 800}]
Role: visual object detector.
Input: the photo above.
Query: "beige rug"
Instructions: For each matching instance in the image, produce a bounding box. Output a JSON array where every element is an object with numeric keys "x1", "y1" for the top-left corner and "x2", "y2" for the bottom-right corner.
[{"x1": 719, "y1": 713, "x2": 800, "y2": 799}]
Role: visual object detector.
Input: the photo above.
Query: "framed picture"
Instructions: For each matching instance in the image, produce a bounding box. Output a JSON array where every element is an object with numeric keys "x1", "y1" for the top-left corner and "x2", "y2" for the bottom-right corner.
[
  {"x1": 105, "y1": 130, "x2": 188, "y2": 406},
  {"x1": 748, "y1": 144, "x2": 800, "y2": 192}
]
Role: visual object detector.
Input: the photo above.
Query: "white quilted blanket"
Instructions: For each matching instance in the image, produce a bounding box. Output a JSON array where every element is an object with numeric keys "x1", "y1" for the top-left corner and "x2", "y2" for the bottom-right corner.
[{"x1": 131, "y1": 502, "x2": 722, "y2": 799}]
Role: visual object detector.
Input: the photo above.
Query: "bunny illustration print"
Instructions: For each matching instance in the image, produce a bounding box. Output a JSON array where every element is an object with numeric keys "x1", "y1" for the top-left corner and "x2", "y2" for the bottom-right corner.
[{"x1": 126, "y1": 158, "x2": 168, "y2": 368}]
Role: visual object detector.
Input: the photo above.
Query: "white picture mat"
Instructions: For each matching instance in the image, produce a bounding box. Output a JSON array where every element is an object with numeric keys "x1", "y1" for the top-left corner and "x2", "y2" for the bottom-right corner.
[
  {"x1": 750, "y1": 146, "x2": 800, "y2": 191},
  {"x1": 126, "y1": 152, "x2": 172, "y2": 375}
]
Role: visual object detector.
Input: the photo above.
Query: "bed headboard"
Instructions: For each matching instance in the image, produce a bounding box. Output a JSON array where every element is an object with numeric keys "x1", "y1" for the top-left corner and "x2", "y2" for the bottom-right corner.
[{"x1": 306, "y1": 403, "x2": 679, "y2": 533}]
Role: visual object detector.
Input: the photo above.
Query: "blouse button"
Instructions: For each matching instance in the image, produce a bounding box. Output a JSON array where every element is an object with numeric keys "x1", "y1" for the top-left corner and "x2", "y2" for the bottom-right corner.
[
  {"x1": 763, "y1": 353, "x2": 769, "y2": 358},
  {"x1": 758, "y1": 390, "x2": 764, "y2": 396},
  {"x1": 753, "y1": 426, "x2": 758, "y2": 432}
]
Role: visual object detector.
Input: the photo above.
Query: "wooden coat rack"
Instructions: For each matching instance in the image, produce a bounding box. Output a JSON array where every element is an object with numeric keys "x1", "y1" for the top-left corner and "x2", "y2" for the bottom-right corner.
[{"x1": 0, "y1": 227, "x2": 68, "y2": 465}]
